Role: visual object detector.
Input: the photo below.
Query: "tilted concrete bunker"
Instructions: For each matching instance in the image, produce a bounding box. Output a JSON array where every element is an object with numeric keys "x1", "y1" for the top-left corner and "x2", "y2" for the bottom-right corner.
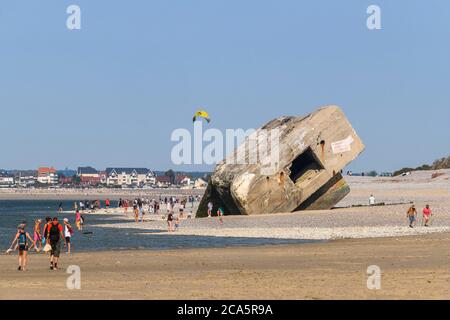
[{"x1": 197, "y1": 105, "x2": 365, "y2": 217}]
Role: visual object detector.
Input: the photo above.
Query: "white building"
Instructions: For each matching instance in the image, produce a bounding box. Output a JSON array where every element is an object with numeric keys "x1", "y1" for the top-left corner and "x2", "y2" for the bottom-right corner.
[
  {"x1": 37, "y1": 167, "x2": 58, "y2": 185},
  {"x1": 106, "y1": 168, "x2": 155, "y2": 187},
  {"x1": 0, "y1": 176, "x2": 14, "y2": 187}
]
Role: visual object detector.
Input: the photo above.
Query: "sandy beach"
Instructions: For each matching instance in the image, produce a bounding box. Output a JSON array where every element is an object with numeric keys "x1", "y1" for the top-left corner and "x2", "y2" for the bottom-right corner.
[
  {"x1": 84, "y1": 170, "x2": 450, "y2": 241},
  {"x1": 1, "y1": 170, "x2": 449, "y2": 299},
  {"x1": 1, "y1": 232, "x2": 449, "y2": 300}
]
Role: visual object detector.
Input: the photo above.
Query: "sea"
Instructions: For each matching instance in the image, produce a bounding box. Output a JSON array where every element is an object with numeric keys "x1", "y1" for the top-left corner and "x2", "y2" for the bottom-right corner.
[{"x1": 0, "y1": 200, "x2": 309, "y2": 252}]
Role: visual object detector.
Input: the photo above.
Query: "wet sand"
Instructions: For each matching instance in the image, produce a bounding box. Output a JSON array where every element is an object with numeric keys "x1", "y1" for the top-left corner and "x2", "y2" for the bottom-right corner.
[{"x1": 1, "y1": 232, "x2": 449, "y2": 300}]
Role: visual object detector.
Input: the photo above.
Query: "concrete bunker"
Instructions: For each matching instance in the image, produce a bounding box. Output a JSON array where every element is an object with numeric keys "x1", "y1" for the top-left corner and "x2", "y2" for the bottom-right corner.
[{"x1": 197, "y1": 105, "x2": 365, "y2": 217}]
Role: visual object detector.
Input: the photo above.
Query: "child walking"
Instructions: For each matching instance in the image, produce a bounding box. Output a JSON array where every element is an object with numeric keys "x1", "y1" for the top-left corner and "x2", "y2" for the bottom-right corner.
[
  {"x1": 9, "y1": 224, "x2": 36, "y2": 271},
  {"x1": 63, "y1": 218, "x2": 74, "y2": 254}
]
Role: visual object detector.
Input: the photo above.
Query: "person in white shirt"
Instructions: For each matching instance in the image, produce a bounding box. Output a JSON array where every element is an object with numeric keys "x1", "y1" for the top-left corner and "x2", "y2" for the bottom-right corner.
[
  {"x1": 207, "y1": 202, "x2": 213, "y2": 217},
  {"x1": 369, "y1": 195, "x2": 376, "y2": 206},
  {"x1": 63, "y1": 218, "x2": 73, "y2": 254}
]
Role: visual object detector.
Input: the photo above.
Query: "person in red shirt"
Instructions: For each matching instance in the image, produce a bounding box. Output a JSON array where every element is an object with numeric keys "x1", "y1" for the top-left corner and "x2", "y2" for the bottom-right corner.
[
  {"x1": 46, "y1": 217, "x2": 66, "y2": 270},
  {"x1": 422, "y1": 204, "x2": 432, "y2": 227}
]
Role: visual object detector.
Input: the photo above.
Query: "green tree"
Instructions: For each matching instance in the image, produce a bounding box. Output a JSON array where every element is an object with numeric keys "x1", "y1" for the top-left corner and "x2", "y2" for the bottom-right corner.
[
  {"x1": 366, "y1": 170, "x2": 378, "y2": 177},
  {"x1": 72, "y1": 175, "x2": 81, "y2": 185},
  {"x1": 164, "y1": 169, "x2": 175, "y2": 185}
]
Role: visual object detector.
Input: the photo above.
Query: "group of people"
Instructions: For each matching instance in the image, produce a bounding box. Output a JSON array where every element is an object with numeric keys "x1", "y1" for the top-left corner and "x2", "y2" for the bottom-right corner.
[
  {"x1": 8, "y1": 216, "x2": 75, "y2": 272},
  {"x1": 207, "y1": 201, "x2": 224, "y2": 224},
  {"x1": 118, "y1": 195, "x2": 199, "y2": 224},
  {"x1": 75, "y1": 199, "x2": 110, "y2": 213},
  {"x1": 407, "y1": 204, "x2": 433, "y2": 228},
  {"x1": 369, "y1": 195, "x2": 434, "y2": 228}
]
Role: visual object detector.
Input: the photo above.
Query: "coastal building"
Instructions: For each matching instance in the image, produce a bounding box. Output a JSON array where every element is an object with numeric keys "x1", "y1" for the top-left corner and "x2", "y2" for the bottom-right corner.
[
  {"x1": 13, "y1": 171, "x2": 37, "y2": 188},
  {"x1": 105, "y1": 168, "x2": 155, "y2": 187},
  {"x1": 175, "y1": 174, "x2": 191, "y2": 186},
  {"x1": 77, "y1": 166, "x2": 99, "y2": 178},
  {"x1": 37, "y1": 167, "x2": 58, "y2": 185},
  {"x1": 0, "y1": 174, "x2": 14, "y2": 188},
  {"x1": 77, "y1": 166, "x2": 101, "y2": 186},
  {"x1": 155, "y1": 176, "x2": 172, "y2": 188},
  {"x1": 59, "y1": 176, "x2": 73, "y2": 185},
  {"x1": 99, "y1": 171, "x2": 107, "y2": 184}
]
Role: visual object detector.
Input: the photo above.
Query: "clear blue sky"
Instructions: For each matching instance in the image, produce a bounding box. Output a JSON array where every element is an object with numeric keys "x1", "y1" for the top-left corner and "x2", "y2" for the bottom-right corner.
[{"x1": 0, "y1": 0, "x2": 449, "y2": 172}]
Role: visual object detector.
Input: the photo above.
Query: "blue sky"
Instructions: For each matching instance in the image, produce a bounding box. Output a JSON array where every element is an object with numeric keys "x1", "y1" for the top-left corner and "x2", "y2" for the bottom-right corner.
[{"x1": 0, "y1": 0, "x2": 449, "y2": 172}]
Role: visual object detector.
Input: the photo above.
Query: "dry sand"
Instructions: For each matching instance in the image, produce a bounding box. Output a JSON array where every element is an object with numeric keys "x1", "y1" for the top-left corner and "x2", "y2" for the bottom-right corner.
[{"x1": 0, "y1": 232, "x2": 449, "y2": 300}]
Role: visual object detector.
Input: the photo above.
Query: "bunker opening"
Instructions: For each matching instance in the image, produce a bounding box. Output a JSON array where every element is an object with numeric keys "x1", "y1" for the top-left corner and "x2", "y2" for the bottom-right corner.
[{"x1": 289, "y1": 147, "x2": 324, "y2": 189}]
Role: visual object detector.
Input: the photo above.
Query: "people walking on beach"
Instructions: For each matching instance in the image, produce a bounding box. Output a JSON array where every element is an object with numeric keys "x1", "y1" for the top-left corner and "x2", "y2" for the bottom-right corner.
[
  {"x1": 75, "y1": 210, "x2": 82, "y2": 231},
  {"x1": 369, "y1": 195, "x2": 375, "y2": 206},
  {"x1": 63, "y1": 218, "x2": 73, "y2": 254},
  {"x1": 179, "y1": 205, "x2": 184, "y2": 218},
  {"x1": 174, "y1": 216, "x2": 180, "y2": 231},
  {"x1": 138, "y1": 198, "x2": 143, "y2": 221},
  {"x1": 207, "y1": 201, "x2": 213, "y2": 217},
  {"x1": 79, "y1": 201, "x2": 84, "y2": 212},
  {"x1": 46, "y1": 217, "x2": 66, "y2": 270},
  {"x1": 167, "y1": 212, "x2": 174, "y2": 232},
  {"x1": 105, "y1": 198, "x2": 110, "y2": 211},
  {"x1": 123, "y1": 200, "x2": 129, "y2": 215},
  {"x1": 422, "y1": 204, "x2": 433, "y2": 227},
  {"x1": 43, "y1": 217, "x2": 52, "y2": 240},
  {"x1": 139, "y1": 199, "x2": 146, "y2": 222},
  {"x1": 9, "y1": 223, "x2": 35, "y2": 271},
  {"x1": 217, "y1": 207, "x2": 224, "y2": 225},
  {"x1": 33, "y1": 219, "x2": 43, "y2": 252},
  {"x1": 407, "y1": 205, "x2": 418, "y2": 228},
  {"x1": 133, "y1": 200, "x2": 139, "y2": 223}
]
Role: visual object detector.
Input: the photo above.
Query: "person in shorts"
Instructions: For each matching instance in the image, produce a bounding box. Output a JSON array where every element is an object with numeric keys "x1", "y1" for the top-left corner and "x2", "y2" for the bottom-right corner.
[
  {"x1": 423, "y1": 204, "x2": 433, "y2": 227},
  {"x1": 406, "y1": 205, "x2": 417, "y2": 228},
  {"x1": 63, "y1": 218, "x2": 73, "y2": 254},
  {"x1": 167, "y1": 212, "x2": 174, "y2": 232},
  {"x1": 9, "y1": 224, "x2": 35, "y2": 271},
  {"x1": 46, "y1": 217, "x2": 66, "y2": 270},
  {"x1": 217, "y1": 207, "x2": 224, "y2": 225}
]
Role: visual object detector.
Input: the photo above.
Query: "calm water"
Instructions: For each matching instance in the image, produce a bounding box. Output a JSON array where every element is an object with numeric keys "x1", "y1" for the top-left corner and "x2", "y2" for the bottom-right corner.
[{"x1": 0, "y1": 200, "x2": 313, "y2": 252}]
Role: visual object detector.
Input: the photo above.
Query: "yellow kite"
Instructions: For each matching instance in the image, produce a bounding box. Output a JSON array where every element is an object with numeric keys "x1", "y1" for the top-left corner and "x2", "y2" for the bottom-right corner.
[{"x1": 192, "y1": 110, "x2": 211, "y2": 123}]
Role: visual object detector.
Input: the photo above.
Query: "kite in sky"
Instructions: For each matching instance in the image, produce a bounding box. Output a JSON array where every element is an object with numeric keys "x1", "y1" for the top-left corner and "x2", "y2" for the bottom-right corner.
[{"x1": 192, "y1": 110, "x2": 211, "y2": 123}]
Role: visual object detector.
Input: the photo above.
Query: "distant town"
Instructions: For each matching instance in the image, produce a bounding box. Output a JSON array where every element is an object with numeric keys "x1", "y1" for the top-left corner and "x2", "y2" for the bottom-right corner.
[{"x1": 0, "y1": 167, "x2": 211, "y2": 189}]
